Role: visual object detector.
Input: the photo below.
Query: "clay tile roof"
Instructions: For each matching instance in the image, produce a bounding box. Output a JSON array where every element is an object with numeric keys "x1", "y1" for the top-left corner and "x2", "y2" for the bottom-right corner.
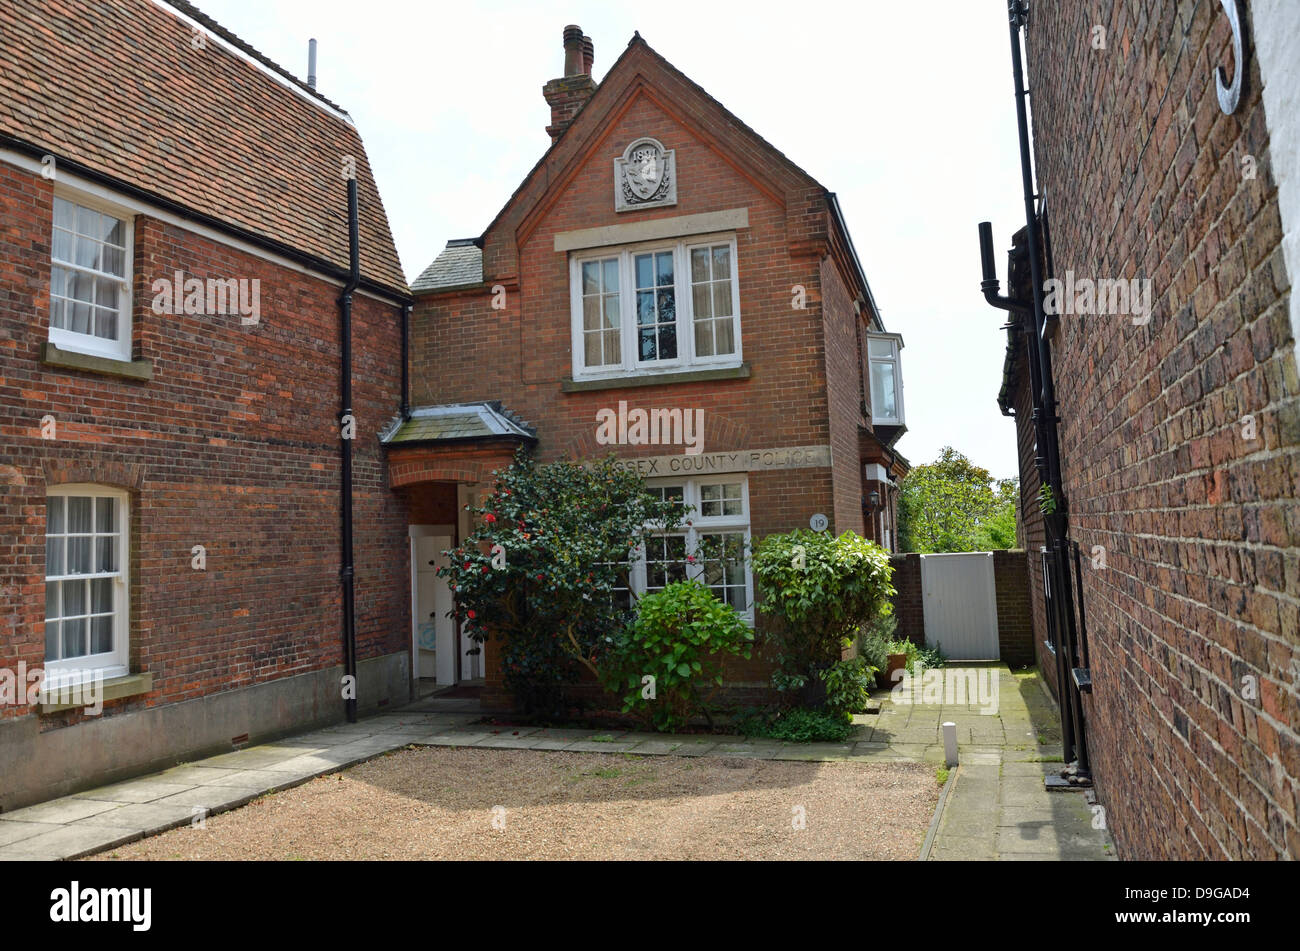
[
  {"x1": 0, "y1": 0, "x2": 407, "y2": 295},
  {"x1": 411, "y1": 240, "x2": 484, "y2": 293}
]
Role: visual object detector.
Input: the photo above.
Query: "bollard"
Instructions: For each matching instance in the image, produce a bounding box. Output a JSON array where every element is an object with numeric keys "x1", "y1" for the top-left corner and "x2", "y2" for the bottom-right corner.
[{"x1": 943, "y1": 721, "x2": 959, "y2": 767}]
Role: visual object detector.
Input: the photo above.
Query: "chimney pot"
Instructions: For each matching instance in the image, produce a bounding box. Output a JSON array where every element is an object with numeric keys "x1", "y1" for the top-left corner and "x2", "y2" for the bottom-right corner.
[
  {"x1": 582, "y1": 36, "x2": 594, "y2": 75},
  {"x1": 563, "y1": 25, "x2": 585, "y2": 77}
]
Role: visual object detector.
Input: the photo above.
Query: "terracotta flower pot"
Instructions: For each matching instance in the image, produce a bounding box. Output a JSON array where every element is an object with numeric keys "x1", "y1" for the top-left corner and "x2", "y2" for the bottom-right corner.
[{"x1": 884, "y1": 652, "x2": 909, "y2": 686}]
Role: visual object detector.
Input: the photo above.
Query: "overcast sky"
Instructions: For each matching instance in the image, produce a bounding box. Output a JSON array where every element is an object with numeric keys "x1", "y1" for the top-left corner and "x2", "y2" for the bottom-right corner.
[{"x1": 195, "y1": 0, "x2": 1028, "y2": 480}]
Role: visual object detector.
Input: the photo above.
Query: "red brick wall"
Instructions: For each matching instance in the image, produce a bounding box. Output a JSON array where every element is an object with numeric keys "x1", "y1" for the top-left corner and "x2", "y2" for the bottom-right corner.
[
  {"x1": 888, "y1": 554, "x2": 924, "y2": 646},
  {"x1": 0, "y1": 164, "x2": 409, "y2": 725},
  {"x1": 1021, "y1": 2, "x2": 1300, "y2": 859},
  {"x1": 992, "y1": 549, "x2": 1034, "y2": 668}
]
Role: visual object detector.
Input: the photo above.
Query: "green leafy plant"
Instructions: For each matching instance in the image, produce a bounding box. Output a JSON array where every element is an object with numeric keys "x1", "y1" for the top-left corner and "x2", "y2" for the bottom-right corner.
[
  {"x1": 602, "y1": 580, "x2": 754, "y2": 732},
  {"x1": 734, "y1": 707, "x2": 855, "y2": 743},
  {"x1": 1038, "y1": 483, "x2": 1057, "y2": 516},
  {"x1": 897, "y1": 446, "x2": 1019, "y2": 552},
  {"x1": 436, "y1": 450, "x2": 681, "y2": 715},
  {"x1": 819, "y1": 657, "x2": 876, "y2": 718},
  {"x1": 751, "y1": 529, "x2": 894, "y2": 707}
]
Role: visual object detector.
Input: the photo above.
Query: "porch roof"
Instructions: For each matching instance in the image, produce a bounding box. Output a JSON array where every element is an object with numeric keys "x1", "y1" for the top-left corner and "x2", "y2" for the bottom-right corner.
[{"x1": 381, "y1": 402, "x2": 536, "y2": 447}]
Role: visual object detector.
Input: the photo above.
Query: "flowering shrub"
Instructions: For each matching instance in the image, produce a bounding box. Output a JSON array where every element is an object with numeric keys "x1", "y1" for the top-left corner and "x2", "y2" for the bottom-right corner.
[{"x1": 435, "y1": 450, "x2": 681, "y2": 714}]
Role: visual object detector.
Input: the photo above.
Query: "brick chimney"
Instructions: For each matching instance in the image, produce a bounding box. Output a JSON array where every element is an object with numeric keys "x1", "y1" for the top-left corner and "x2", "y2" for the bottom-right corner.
[{"x1": 543, "y1": 25, "x2": 596, "y2": 141}]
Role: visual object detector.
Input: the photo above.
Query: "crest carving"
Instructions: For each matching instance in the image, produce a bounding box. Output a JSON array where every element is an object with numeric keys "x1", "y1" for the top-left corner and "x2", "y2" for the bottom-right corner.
[{"x1": 614, "y1": 137, "x2": 676, "y2": 212}]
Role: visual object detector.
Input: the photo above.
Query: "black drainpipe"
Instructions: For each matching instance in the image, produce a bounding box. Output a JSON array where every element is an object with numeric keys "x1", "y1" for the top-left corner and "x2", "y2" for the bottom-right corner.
[
  {"x1": 400, "y1": 302, "x2": 411, "y2": 420},
  {"x1": 978, "y1": 0, "x2": 1089, "y2": 781},
  {"x1": 339, "y1": 177, "x2": 360, "y2": 723}
]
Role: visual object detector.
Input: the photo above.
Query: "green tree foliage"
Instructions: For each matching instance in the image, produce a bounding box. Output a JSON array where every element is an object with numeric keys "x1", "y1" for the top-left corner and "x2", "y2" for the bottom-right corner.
[
  {"x1": 436, "y1": 451, "x2": 681, "y2": 714},
  {"x1": 897, "y1": 447, "x2": 1019, "y2": 552}
]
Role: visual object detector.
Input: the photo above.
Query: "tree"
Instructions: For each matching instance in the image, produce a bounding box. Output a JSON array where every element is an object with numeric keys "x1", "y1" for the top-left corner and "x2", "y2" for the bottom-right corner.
[
  {"x1": 896, "y1": 447, "x2": 1018, "y2": 552},
  {"x1": 436, "y1": 451, "x2": 681, "y2": 714}
]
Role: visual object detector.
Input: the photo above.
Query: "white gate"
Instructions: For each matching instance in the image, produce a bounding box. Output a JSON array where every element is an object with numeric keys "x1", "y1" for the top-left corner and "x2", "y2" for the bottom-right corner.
[{"x1": 919, "y1": 552, "x2": 1000, "y2": 660}]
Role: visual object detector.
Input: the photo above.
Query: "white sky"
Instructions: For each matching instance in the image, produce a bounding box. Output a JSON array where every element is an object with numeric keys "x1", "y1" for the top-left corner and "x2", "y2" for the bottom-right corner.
[{"x1": 194, "y1": 0, "x2": 1028, "y2": 479}]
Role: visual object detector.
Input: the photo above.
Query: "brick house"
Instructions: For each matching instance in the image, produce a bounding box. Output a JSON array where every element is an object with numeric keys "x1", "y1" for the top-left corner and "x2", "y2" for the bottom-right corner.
[
  {"x1": 392, "y1": 27, "x2": 909, "y2": 707},
  {"x1": 0, "y1": 0, "x2": 412, "y2": 810},
  {"x1": 985, "y1": 1, "x2": 1300, "y2": 859}
]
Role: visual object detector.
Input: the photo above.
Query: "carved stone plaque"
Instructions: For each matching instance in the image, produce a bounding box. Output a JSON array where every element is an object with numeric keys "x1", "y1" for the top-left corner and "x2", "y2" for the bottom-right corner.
[{"x1": 614, "y1": 137, "x2": 676, "y2": 212}]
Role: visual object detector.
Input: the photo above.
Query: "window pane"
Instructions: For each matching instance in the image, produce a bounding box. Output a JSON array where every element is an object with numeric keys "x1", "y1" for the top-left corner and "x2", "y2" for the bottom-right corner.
[
  {"x1": 692, "y1": 283, "x2": 711, "y2": 320},
  {"x1": 695, "y1": 320, "x2": 713, "y2": 358},
  {"x1": 659, "y1": 323, "x2": 676, "y2": 359},
  {"x1": 94, "y1": 308, "x2": 118, "y2": 340},
  {"x1": 712, "y1": 281, "x2": 733, "y2": 317},
  {"x1": 584, "y1": 333, "x2": 603, "y2": 367},
  {"x1": 54, "y1": 197, "x2": 74, "y2": 230},
  {"x1": 95, "y1": 497, "x2": 117, "y2": 533},
  {"x1": 68, "y1": 537, "x2": 92, "y2": 575},
  {"x1": 712, "y1": 245, "x2": 731, "y2": 280},
  {"x1": 46, "y1": 580, "x2": 60, "y2": 622},
  {"x1": 655, "y1": 252, "x2": 673, "y2": 286},
  {"x1": 95, "y1": 535, "x2": 117, "y2": 573},
  {"x1": 48, "y1": 496, "x2": 65, "y2": 534},
  {"x1": 63, "y1": 616, "x2": 87, "y2": 659},
  {"x1": 50, "y1": 298, "x2": 66, "y2": 330},
  {"x1": 603, "y1": 329, "x2": 620, "y2": 363},
  {"x1": 868, "y1": 338, "x2": 894, "y2": 358},
  {"x1": 635, "y1": 254, "x2": 653, "y2": 289},
  {"x1": 602, "y1": 259, "x2": 619, "y2": 292},
  {"x1": 91, "y1": 576, "x2": 113, "y2": 614},
  {"x1": 715, "y1": 317, "x2": 735, "y2": 355},
  {"x1": 62, "y1": 578, "x2": 86, "y2": 617},
  {"x1": 70, "y1": 301, "x2": 92, "y2": 335},
  {"x1": 639, "y1": 328, "x2": 657, "y2": 361},
  {"x1": 91, "y1": 615, "x2": 114, "y2": 655},
  {"x1": 581, "y1": 261, "x2": 599, "y2": 295},
  {"x1": 603, "y1": 293, "x2": 619, "y2": 328},
  {"x1": 53, "y1": 229, "x2": 73, "y2": 263},
  {"x1": 691, "y1": 247, "x2": 709, "y2": 282},
  {"x1": 75, "y1": 205, "x2": 98, "y2": 237},
  {"x1": 68, "y1": 271, "x2": 93, "y2": 305},
  {"x1": 101, "y1": 244, "x2": 125, "y2": 277},
  {"x1": 45, "y1": 620, "x2": 60, "y2": 660},
  {"x1": 872, "y1": 360, "x2": 897, "y2": 418},
  {"x1": 701, "y1": 484, "x2": 721, "y2": 502},
  {"x1": 101, "y1": 215, "x2": 124, "y2": 246},
  {"x1": 583, "y1": 296, "x2": 601, "y2": 331},
  {"x1": 636, "y1": 291, "x2": 655, "y2": 325},
  {"x1": 68, "y1": 497, "x2": 92, "y2": 532},
  {"x1": 74, "y1": 235, "x2": 99, "y2": 270},
  {"x1": 656, "y1": 287, "x2": 675, "y2": 324},
  {"x1": 46, "y1": 536, "x2": 65, "y2": 576}
]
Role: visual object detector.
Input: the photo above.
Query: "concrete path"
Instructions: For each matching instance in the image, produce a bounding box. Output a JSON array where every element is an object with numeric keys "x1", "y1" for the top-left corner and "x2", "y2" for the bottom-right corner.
[
  {"x1": 0, "y1": 664, "x2": 1113, "y2": 860},
  {"x1": 919, "y1": 666, "x2": 1116, "y2": 861}
]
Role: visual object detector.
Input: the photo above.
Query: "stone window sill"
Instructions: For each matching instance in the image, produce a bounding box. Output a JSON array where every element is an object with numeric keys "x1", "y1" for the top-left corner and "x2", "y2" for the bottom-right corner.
[
  {"x1": 39, "y1": 672, "x2": 153, "y2": 714},
  {"x1": 562, "y1": 362, "x2": 751, "y2": 393},
  {"x1": 42, "y1": 342, "x2": 153, "y2": 381}
]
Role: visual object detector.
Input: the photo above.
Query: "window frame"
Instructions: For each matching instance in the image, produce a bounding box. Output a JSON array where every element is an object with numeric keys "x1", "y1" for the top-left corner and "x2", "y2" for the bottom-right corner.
[
  {"x1": 48, "y1": 190, "x2": 135, "y2": 362},
  {"x1": 43, "y1": 484, "x2": 131, "y2": 687},
  {"x1": 865, "y1": 331, "x2": 905, "y2": 426},
  {"x1": 630, "y1": 476, "x2": 753, "y2": 622},
  {"x1": 569, "y1": 233, "x2": 743, "y2": 380}
]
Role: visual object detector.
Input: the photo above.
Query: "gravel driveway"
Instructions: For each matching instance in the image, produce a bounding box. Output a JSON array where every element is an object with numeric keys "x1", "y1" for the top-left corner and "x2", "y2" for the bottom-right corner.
[{"x1": 89, "y1": 747, "x2": 940, "y2": 861}]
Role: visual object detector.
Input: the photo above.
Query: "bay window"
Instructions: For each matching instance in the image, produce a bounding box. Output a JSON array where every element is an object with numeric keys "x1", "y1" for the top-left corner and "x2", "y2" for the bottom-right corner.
[
  {"x1": 866, "y1": 331, "x2": 905, "y2": 426},
  {"x1": 571, "y1": 235, "x2": 741, "y2": 379}
]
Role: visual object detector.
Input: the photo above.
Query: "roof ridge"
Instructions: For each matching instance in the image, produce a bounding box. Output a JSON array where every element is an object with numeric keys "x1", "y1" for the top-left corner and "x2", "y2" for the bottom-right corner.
[{"x1": 159, "y1": 0, "x2": 350, "y2": 117}]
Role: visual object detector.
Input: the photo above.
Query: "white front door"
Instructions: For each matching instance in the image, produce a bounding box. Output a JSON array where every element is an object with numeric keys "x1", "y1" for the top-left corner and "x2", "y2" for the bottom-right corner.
[
  {"x1": 414, "y1": 533, "x2": 457, "y2": 684},
  {"x1": 919, "y1": 552, "x2": 1001, "y2": 660}
]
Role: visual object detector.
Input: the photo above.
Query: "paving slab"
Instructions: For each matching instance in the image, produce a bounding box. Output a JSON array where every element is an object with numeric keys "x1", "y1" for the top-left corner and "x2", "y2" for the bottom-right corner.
[
  {"x1": 2, "y1": 795, "x2": 124, "y2": 824},
  {"x1": 71, "y1": 780, "x2": 194, "y2": 804}
]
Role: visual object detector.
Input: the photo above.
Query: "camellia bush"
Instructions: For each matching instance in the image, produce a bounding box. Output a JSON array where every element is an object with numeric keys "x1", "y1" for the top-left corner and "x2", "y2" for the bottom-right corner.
[
  {"x1": 601, "y1": 580, "x2": 754, "y2": 732},
  {"x1": 751, "y1": 529, "x2": 895, "y2": 708},
  {"x1": 436, "y1": 451, "x2": 682, "y2": 715}
]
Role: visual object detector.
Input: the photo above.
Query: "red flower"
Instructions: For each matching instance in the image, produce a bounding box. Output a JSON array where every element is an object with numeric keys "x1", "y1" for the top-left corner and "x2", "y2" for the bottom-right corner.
[
  {"x1": 463, "y1": 562, "x2": 470, "y2": 570},
  {"x1": 483, "y1": 513, "x2": 497, "y2": 524},
  {"x1": 467, "y1": 609, "x2": 476, "y2": 619}
]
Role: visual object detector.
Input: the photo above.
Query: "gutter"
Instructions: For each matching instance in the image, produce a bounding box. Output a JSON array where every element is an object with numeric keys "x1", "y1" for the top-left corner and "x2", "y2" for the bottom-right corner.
[
  {"x1": 339, "y1": 176, "x2": 360, "y2": 724},
  {"x1": 825, "y1": 192, "x2": 883, "y2": 330}
]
